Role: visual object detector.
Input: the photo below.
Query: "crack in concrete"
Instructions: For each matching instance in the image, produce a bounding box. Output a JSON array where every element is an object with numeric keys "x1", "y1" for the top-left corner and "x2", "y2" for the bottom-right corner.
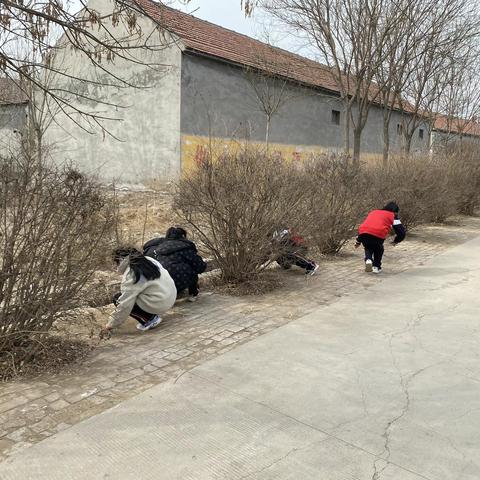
[
  {"x1": 237, "y1": 446, "x2": 300, "y2": 479},
  {"x1": 371, "y1": 327, "x2": 444, "y2": 480},
  {"x1": 329, "y1": 367, "x2": 371, "y2": 434}
]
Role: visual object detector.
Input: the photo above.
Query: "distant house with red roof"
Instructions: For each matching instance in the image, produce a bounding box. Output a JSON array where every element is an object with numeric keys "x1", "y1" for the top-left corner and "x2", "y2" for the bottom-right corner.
[
  {"x1": 41, "y1": 1, "x2": 478, "y2": 182},
  {"x1": 432, "y1": 115, "x2": 480, "y2": 149}
]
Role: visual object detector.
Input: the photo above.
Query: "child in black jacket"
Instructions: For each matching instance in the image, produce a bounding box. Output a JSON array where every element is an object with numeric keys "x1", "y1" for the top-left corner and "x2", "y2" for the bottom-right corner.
[{"x1": 144, "y1": 227, "x2": 207, "y2": 301}]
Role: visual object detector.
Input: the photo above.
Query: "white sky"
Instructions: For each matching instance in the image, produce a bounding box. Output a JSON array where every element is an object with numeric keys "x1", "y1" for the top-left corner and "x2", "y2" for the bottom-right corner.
[
  {"x1": 68, "y1": 0, "x2": 306, "y2": 55},
  {"x1": 167, "y1": 0, "x2": 303, "y2": 53},
  {"x1": 168, "y1": 0, "x2": 258, "y2": 37}
]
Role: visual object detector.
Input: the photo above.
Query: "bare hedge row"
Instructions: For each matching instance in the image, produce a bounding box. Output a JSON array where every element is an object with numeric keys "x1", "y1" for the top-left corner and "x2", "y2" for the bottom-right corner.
[
  {"x1": 1, "y1": 144, "x2": 479, "y2": 368},
  {"x1": 0, "y1": 152, "x2": 116, "y2": 369},
  {"x1": 175, "y1": 144, "x2": 480, "y2": 283}
]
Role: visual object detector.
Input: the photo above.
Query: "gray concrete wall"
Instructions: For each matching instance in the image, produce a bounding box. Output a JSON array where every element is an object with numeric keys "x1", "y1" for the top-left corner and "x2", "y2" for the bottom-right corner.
[
  {"x1": 0, "y1": 103, "x2": 27, "y2": 154},
  {"x1": 44, "y1": 0, "x2": 183, "y2": 184},
  {"x1": 431, "y1": 130, "x2": 480, "y2": 152},
  {"x1": 180, "y1": 53, "x2": 429, "y2": 157}
]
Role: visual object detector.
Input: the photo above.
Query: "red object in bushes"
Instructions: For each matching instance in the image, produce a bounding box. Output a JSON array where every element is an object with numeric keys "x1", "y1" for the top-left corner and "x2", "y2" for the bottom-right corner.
[{"x1": 288, "y1": 228, "x2": 306, "y2": 246}]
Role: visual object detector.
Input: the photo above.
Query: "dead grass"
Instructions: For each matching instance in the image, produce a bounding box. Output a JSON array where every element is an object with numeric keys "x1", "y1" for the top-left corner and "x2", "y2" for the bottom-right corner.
[
  {"x1": 114, "y1": 190, "x2": 178, "y2": 247},
  {"x1": 208, "y1": 270, "x2": 285, "y2": 296},
  {"x1": 0, "y1": 304, "x2": 113, "y2": 381},
  {"x1": 0, "y1": 336, "x2": 96, "y2": 382}
]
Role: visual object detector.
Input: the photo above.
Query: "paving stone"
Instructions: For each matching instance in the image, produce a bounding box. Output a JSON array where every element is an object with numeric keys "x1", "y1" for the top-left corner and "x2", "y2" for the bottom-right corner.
[
  {"x1": 151, "y1": 358, "x2": 170, "y2": 368},
  {"x1": 30, "y1": 417, "x2": 59, "y2": 434},
  {"x1": 52, "y1": 423, "x2": 71, "y2": 433},
  {"x1": 142, "y1": 364, "x2": 158, "y2": 373},
  {"x1": 50, "y1": 399, "x2": 70, "y2": 411},
  {"x1": 0, "y1": 397, "x2": 28, "y2": 415},
  {"x1": 6, "y1": 427, "x2": 31, "y2": 443},
  {"x1": 44, "y1": 392, "x2": 61, "y2": 403}
]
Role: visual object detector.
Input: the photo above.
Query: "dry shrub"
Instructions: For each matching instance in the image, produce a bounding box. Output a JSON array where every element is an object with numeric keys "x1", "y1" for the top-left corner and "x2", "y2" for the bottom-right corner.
[
  {"x1": 368, "y1": 155, "x2": 455, "y2": 229},
  {"x1": 209, "y1": 270, "x2": 285, "y2": 296},
  {"x1": 0, "y1": 152, "x2": 115, "y2": 372},
  {"x1": 175, "y1": 141, "x2": 479, "y2": 286},
  {"x1": 301, "y1": 154, "x2": 367, "y2": 254},
  {"x1": 174, "y1": 147, "x2": 307, "y2": 283},
  {"x1": 445, "y1": 142, "x2": 480, "y2": 216}
]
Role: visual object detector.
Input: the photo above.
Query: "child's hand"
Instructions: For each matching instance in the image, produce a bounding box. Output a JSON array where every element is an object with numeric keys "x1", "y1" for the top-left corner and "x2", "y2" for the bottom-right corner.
[{"x1": 354, "y1": 242, "x2": 361, "y2": 249}]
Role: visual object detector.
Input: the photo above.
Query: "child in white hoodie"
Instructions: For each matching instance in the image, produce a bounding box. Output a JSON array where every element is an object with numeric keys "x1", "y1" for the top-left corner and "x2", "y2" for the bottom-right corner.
[{"x1": 104, "y1": 247, "x2": 177, "y2": 333}]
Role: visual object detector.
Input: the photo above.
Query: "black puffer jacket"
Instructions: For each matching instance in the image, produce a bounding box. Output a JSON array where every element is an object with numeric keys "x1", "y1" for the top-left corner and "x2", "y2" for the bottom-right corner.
[{"x1": 143, "y1": 238, "x2": 207, "y2": 293}]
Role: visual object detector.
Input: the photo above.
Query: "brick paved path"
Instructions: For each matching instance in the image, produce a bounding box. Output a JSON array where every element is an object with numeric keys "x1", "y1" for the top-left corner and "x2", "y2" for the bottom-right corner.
[{"x1": 1, "y1": 217, "x2": 479, "y2": 460}]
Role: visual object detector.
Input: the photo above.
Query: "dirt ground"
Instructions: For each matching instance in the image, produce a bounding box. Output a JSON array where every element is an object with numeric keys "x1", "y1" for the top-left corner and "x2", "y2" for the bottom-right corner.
[{"x1": 114, "y1": 189, "x2": 178, "y2": 248}]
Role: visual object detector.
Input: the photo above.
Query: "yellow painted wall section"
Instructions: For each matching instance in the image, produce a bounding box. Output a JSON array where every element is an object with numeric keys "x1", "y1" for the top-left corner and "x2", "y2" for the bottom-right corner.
[{"x1": 181, "y1": 134, "x2": 383, "y2": 172}]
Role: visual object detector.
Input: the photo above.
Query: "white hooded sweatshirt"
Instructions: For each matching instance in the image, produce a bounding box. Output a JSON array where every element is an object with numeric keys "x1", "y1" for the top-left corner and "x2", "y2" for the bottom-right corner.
[{"x1": 107, "y1": 257, "x2": 177, "y2": 329}]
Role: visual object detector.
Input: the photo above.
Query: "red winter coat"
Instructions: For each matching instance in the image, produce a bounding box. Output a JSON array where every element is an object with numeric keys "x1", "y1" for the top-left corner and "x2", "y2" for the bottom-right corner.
[{"x1": 358, "y1": 210, "x2": 395, "y2": 240}]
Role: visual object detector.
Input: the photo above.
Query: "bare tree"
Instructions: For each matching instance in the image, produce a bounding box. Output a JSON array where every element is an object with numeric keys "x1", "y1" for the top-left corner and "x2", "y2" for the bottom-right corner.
[
  {"x1": 374, "y1": 0, "x2": 432, "y2": 164},
  {"x1": 437, "y1": 54, "x2": 480, "y2": 149},
  {"x1": 245, "y1": 67, "x2": 290, "y2": 147},
  {"x1": 255, "y1": 0, "x2": 404, "y2": 163},
  {"x1": 243, "y1": 45, "x2": 298, "y2": 148},
  {"x1": 0, "y1": 0, "x2": 192, "y2": 133},
  {"x1": 244, "y1": 0, "x2": 480, "y2": 162},
  {"x1": 397, "y1": 0, "x2": 480, "y2": 154},
  {"x1": 241, "y1": 0, "x2": 261, "y2": 16}
]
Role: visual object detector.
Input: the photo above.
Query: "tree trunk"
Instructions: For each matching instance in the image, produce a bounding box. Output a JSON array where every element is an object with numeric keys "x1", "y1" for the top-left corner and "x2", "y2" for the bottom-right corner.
[
  {"x1": 344, "y1": 105, "x2": 351, "y2": 154},
  {"x1": 382, "y1": 119, "x2": 390, "y2": 167},
  {"x1": 352, "y1": 128, "x2": 362, "y2": 165},
  {"x1": 265, "y1": 116, "x2": 271, "y2": 150},
  {"x1": 403, "y1": 133, "x2": 413, "y2": 155},
  {"x1": 36, "y1": 127, "x2": 43, "y2": 162}
]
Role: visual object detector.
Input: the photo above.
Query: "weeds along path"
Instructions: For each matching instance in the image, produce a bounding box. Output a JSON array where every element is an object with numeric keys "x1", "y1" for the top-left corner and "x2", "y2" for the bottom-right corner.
[{"x1": 1, "y1": 216, "x2": 480, "y2": 460}]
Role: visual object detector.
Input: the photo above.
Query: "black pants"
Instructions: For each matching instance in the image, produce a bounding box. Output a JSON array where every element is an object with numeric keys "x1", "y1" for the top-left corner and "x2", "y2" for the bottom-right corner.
[
  {"x1": 112, "y1": 293, "x2": 156, "y2": 326},
  {"x1": 358, "y1": 234, "x2": 384, "y2": 268},
  {"x1": 188, "y1": 280, "x2": 199, "y2": 297},
  {"x1": 277, "y1": 249, "x2": 316, "y2": 272},
  {"x1": 176, "y1": 278, "x2": 199, "y2": 297}
]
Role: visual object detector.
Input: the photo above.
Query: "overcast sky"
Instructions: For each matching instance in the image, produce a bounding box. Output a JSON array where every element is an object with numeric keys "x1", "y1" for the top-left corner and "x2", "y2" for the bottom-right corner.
[
  {"x1": 169, "y1": 0, "x2": 258, "y2": 37},
  {"x1": 68, "y1": 0, "x2": 305, "y2": 55},
  {"x1": 168, "y1": 0, "x2": 303, "y2": 53}
]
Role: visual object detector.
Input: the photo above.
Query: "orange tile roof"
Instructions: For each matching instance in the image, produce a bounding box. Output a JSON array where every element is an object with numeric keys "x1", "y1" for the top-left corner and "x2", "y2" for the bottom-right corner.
[
  {"x1": 434, "y1": 115, "x2": 480, "y2": 137},
  {"x1": 137, "y1": 0, "x2": 341, "y2": 94},
  {"x1": 136, "y1": 2, "x2": 479, "y2": 137}
]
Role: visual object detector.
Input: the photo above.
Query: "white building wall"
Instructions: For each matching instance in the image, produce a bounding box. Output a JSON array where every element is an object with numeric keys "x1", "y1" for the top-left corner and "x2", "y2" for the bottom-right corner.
[{"x1": 45, "y1": 0, "x2": 183, "y2": 184}]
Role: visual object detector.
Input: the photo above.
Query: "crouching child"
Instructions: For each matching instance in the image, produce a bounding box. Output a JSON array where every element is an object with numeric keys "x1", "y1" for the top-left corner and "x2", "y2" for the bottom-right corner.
[
  {"x1": 355, "y1": 202, "x2": 406, "y2": 274},
  {"x1": 272, "y1": 227, "x2": 319, "y2": 275},
  {"x1": 143, "y1": 227, "x2": 207, "y2": 302},
  {"x1": 103, "y1": 248, "x2": 177, "y2": 335}
]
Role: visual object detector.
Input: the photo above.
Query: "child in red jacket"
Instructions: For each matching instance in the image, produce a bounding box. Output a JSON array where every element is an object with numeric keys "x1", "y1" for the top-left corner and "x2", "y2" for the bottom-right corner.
[{"x1": 355, "y1": 202, "x2": 406, "y2": 273}]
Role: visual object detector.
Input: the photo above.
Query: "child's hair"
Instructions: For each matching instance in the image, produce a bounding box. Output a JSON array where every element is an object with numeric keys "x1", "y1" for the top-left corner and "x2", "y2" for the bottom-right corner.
[
  {"x1": 112, "y1": 247, "x2": 161, "y2": 284},
  {"x1": 165, "y1": 226, "x2": 187, "y2": 240},
  {"x1": 382, "y1": 201, "x2": 399, "y2": 213}
]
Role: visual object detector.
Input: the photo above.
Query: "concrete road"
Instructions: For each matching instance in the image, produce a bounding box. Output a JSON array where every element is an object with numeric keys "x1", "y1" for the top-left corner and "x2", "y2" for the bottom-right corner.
[{"x1": 2, "y1": 237, "x2": 480, "y2": 479}]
